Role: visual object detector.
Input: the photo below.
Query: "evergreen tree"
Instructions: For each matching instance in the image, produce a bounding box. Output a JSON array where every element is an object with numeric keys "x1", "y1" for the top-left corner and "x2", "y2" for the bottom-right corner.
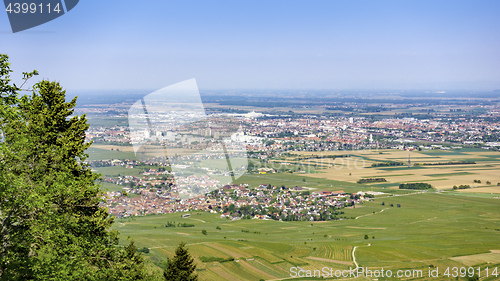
[
  {"x1": 164, "y1": 242, "x2": 198, "y2": 281},
  {"x1": 0, "y1": 54, "x2": 153, "y2": 280}
]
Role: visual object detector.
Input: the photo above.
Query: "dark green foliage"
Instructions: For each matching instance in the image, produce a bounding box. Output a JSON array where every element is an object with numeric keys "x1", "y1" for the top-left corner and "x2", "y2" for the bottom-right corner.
[
  {"x1": 0, "y1": 54, "x2": 33, "y2": 106},
  {"x1": 399, "y1": 183, "x2": 432, "y2": 190},
  {"x1": 165, "y1": 221, "x2": 176, "y2": 227},
  {"x1": 199, "y1": 257, "x2": 234, "y2": 263},
  {"x1": 453, "y1": 185, "x2": 471, "y2": 190},
  {"x1": 0, "y1": 55, "x2": 152, "y2": 280},
  {"x1": 357, "y1": 178, "x2": 387, "y2": 184},
  {"x1": 138, "y1": 247, "x2": 150, "y2": 254},
  {"x1": 422, "y1": 161, "x2": 475, "y2": 166},
  {"x1": 371, "y1": 162, "x2": 404, "y2": 167},
  {"x1": 164, "y1": 242, "x2": 198, "y2": 281}
]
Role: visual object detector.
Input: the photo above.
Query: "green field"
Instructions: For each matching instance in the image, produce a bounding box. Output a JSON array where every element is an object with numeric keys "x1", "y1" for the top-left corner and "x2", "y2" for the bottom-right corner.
[
  {"x1": 97, "y1": 147, "x2": 500, "y2": 280},
  {"x1": 115, "y1": 192, "x2": 500, "y2": 280},
  {"x1": 100, "y1": 181, "x2": 125, "y2": 192},
  {"x1": 94, "y1": 165, "x2": 142, "y2": 177},
  {"x1": 87, "y1": 114, "x2": 129, "y2": 128},
  {"x1": 234, "y1": 173, "x2": 414, "y2": 195},
  {"x1": 87, "y1": 146, "x2": 136, "y2": 160},
  {"x1": 296, "y1": 149, "x2": 500, "y2": 190}
]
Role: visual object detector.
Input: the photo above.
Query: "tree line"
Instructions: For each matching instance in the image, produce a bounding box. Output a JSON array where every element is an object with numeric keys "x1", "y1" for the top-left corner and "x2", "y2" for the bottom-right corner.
[
  {"x1": 357, "y1": 178, "x2": 387, "y2": 184},
  {"x1": 399, "y1": 183, "x2": 433, "y2": 190}
]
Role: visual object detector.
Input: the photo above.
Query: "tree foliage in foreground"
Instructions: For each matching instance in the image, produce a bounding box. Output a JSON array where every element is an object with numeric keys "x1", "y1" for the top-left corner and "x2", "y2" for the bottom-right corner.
[
  {"x1": 0, "y1": 54, "x2": 155, "y2": 280},
  {"x1": 164, "y1": 242, "x2": 198, "y2": 281}
]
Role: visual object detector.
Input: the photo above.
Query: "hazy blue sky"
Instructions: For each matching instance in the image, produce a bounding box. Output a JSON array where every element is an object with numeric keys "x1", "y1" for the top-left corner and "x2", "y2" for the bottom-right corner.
[{"x1": 1, "y1": 0, "x2": 499, "y2": 91}]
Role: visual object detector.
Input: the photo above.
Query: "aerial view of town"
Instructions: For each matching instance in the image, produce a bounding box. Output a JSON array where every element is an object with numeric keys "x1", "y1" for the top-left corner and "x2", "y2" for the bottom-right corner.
[
  {"x1": 78, "y1": 90, "x2": 500, "y2": 280},
  {"x1": 2, "y1": 0, "x2": 499, "y2": 280}
]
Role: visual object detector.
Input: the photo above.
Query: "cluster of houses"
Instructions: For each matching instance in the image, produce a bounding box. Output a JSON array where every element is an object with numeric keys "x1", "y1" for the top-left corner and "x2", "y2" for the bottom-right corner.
[
  {"x1": 102, "y1": 172, "x2": 173, "y2": 189},
  {"x1": 88, "y1": 159, "x2": 138, "y2": 169},
  {"x1": 83, "y1": 100, "x2": 500, "y2": 154},
  {"x1": 103, "y1": 182, "x2": 373, "y2": 220}
]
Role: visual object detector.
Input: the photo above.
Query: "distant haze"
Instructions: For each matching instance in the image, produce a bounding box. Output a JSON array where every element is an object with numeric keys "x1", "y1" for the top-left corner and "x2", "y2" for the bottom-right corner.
[{"x1": 1, "y1": 0, "x2": 499, "y2": 91}]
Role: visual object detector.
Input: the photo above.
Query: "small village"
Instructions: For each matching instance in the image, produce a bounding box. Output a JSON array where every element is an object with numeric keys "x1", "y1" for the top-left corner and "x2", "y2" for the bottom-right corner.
[{"x1": 103, "y1": 180, "x2": 375, "y2": 221}]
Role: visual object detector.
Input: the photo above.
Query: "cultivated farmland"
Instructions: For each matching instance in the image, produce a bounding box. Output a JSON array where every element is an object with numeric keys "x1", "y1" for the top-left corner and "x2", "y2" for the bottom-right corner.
[
  {"x1": 292, "y1": 148, "x2": 500, "y2": 192},
  {"x1": 116, "y1": 190, "x2": 500, "y2": 280}
]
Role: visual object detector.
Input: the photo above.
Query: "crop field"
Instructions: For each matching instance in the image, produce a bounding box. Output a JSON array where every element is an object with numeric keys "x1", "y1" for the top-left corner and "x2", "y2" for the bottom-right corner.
[
  {"x1": 313, "y1": 244, "x2": 352, "y2": 261},
  {"x1": 88, "y1": 144, "x2": 197, "y2": 160},
  {"x1": 458, "y1": 186, "x2": 500, "y2": 194},
  {"x1": 292, "y1": 148, "x2": 500, "y2": 191},
  {"x1": 115, "y1": 191, "x2": 500, "y2": 280},
  {"x1": 88, "y1": 144, "x2": 500, "y2": 192},
  {"x1": 232, "y1": 173, "x2": 414, "y2": 195},
  {"x1": 86, "y1": 114, "x2": 129, "y2": 128},
  {"x1": 95, "y1": 146, "x2": 500, "y2": 279},
  {"x1": 87, "y1": 146, "x2": 137, "y2": 160}
]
